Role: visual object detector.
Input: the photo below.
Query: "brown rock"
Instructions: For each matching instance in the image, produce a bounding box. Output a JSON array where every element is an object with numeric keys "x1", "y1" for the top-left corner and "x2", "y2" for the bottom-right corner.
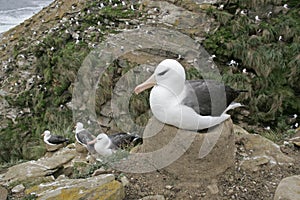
[
  {"x1": 11, "y1": 184, "x2": 25, "y2": 193},
  {"x1": 45, "y1": 143, "x2": 65, "y2": 152},
  {"x1": 146, "y1": 1, "x2": 214, "y2": 37},
  {"x1": 113, "y1": 117, "x2": 235, "y2": 182},
  {"x1": 234, "y1": 125, "x2": 294, "y2": 171},
  {"x1": 92, "y1": 167, "x2": 113, "y2": 176},
  {"x1": 274, "y1": 175, "x2": 300, "y2": 200},
  {"x1": 0, "y1": 186, "x2": 8, "y2": 200},
  {"x1": 1, "y1": 148, "x2": 76, "y2": 186},
  {"x1": 140, "y1": 195, "x2": 165, "y2": 200},
  {"x1": 25, "y1": 174, "x2": 125, "y2": 200},
  {"x1": 289, "y1": 133, "x2": 300, "y2": 147},
  {"x1": 207, "y1": 179, "x2": 219, "y2": 195},
  {"x1": 75, "y1": 141, "x2": 88, "y2": 153}
]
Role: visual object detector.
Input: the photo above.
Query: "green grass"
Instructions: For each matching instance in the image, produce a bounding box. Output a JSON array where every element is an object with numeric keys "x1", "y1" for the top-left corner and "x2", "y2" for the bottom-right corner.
[
  {"x1": 203, "y1": 1, "x2": 300, "y2": 131},
  {"x1": 0, "y1": 0, "x2": 142, "y2": 165}
]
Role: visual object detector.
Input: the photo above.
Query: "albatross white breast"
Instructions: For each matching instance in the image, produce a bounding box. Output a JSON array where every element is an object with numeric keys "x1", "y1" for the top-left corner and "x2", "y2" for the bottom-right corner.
[{"x1": 134, "y1": 59, "x2": 245, "y2": 130}]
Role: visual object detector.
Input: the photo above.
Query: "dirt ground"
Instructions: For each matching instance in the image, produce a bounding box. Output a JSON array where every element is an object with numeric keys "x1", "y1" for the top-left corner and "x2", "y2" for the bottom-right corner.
[{"x1": 124, "y1": 139, "x2": 300, "y2": 200}]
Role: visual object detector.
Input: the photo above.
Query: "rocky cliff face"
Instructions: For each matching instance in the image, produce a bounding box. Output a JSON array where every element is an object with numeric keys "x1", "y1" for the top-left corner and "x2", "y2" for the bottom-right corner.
[
  {"x1": 0, "y1": 0, "x2": 299, "y2": 199},
  {"x1": 0, "y1": 0, "x2": 299, "y2": 164}
]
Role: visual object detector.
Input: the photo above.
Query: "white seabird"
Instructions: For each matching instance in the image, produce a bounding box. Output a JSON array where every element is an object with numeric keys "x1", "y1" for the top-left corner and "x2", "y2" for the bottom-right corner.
[
  {"x1": 42, "y1": 130, "x2": 69, "y2": 145},
  {"x1": 75, "y1": 122, "x2": 96, "y2": 146},
  {"x1": 255, "y1": 15, "x2": 261, "y2": 22},
  {"x1": 88, "y1": 132, "x2": 142, "y2": 156},
  {"x1": 134, "y1": 59, "x2": 246, "y2": 130}
]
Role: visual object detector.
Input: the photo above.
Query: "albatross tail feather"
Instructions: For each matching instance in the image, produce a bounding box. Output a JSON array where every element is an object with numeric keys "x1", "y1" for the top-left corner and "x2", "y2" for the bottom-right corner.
[{"x1": 223, "y1": 102, "x2": 243, "y2": 114}]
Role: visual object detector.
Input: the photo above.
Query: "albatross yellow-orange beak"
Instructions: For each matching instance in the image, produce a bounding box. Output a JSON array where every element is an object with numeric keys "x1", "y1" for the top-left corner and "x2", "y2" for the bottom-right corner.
[{"x1": 134, "y1": 74, "x2": 156, "y2": 94}]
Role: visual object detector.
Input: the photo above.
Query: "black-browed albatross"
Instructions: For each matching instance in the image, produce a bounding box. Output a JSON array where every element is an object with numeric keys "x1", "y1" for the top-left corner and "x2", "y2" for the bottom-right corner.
[
  {"x1": 74, "y1": 122, "x2": 96, "y2": 146},
  {"x1": 88, "y1": 132, "x2": 142, "y2": 157},
  {"x1": 42, "y1": 130, "x2": 69, "y2": 145},
  {"x1": 134, "y1": 59, "x2": 246, "y2": 130}
]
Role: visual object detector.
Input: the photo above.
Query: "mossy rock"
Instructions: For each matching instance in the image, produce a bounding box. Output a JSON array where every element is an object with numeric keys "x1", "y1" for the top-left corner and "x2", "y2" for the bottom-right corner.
[{"x1": 25, "y1": 174, "x2": 125, "y2": 200}]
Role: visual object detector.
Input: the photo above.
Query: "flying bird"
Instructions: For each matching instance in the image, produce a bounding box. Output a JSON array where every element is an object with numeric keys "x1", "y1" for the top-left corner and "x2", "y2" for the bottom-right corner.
[
  {"x1": 134, "y1": 59, "x2": 246, "y2": 130},
  {"x1": 42, "y1": 130, "x2": 69, "y2": 145},
  {"x1": 88, "y1": 132, "x2": 142, "y2": 156}
]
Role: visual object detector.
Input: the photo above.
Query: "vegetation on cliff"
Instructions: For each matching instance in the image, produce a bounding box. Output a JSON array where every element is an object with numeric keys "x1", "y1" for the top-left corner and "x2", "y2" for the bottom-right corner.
[
  {"x1": 204, "y1": 0, "x2": 300, "y2": 131},
  {"x1": 0, "y1": 0, "x2": 141, "y2": 164}
]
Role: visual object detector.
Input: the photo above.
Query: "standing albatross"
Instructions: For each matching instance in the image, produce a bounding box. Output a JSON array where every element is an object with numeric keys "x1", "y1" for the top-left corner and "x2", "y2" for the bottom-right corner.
[
  {"x1": 74, "y1": 122, "x2": 96, "y2": 146},
  {"x1": 134, "y1": 59, "x2": 246, "y2": 130}
]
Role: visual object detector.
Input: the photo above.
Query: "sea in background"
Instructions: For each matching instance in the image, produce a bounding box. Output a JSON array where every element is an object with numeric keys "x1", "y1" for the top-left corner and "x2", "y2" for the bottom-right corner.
[{"x1": 0, "y1": 0, "x2": 53, "y2": 33}]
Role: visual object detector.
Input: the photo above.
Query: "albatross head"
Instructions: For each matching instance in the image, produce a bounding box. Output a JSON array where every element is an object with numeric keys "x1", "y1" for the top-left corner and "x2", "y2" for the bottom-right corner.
[
  {"x1": 42, "y1": 130, "x2": 51, "y2": 140},
  {"x1": 134, "y1": 59, "x2": 186, "y2": 95},
  {"x1": 75, "y1": 122, "x2": 84, "y2": 132},
  {"x1": 88, "y1": 133, "x2": 111, "y2": 148}
]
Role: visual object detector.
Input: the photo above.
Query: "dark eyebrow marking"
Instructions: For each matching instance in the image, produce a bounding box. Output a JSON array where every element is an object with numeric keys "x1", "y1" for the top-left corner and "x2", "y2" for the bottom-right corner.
[{"x1": 157, "y1": 69, "x2": 169, "y2": 76}]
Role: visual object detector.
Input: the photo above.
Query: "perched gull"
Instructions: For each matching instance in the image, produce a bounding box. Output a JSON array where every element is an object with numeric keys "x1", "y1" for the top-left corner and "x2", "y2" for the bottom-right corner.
[
  {"x1": 134, "y1": 59, "x2": 246, "y2": 130},
  {"x1": 88, "y1": 132, "x2": 142, "y2": 156},
  {"x1": 42, "y1": 130, "x2": 69, "y2": 145},
  {"x1": 75, "y1": 122, "x2": 96, "y2": 146}
]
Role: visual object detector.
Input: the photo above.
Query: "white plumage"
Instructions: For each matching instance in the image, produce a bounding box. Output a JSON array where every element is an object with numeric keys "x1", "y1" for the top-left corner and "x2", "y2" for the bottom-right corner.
[{"x1": 134, "y1": 59, "x2": 244, "y2": 130}]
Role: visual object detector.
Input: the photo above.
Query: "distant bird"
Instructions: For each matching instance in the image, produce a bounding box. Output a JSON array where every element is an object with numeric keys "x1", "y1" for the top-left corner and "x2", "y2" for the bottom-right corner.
[
  {"x1": 227, "y1": 59, "x2": 238, "y2": 67},
  {"x1": 267, "y1": 11, "x2": 272, "y2": 18},
  {"x1": 42, "y1": 130, "x2": 69, "y2": 146},
  {"x1": 291, "y1": 122, "x2": 299, "y2": 129},
  {"x1": 100, "y1": 2, "x2": 105, "y2": 8},
  {"x1": 75, "y1": 122, "x2": 96, "y2": 146},
  {"x1": 255, "y1": 15, "x2": 261, "y2": 22},
  {"x1": 88, "y1": 132, "x2": 142, "y2": 156},
  {"x1": 293, "y1": 114, "x2": 298, "y2": 119},
  {"x1": 218, "y1": 4, "x2": 224, "y2": 10},
  {"x1": 240, "y1": 10, "x2": 247, "y2": 16},
  {"x1": 283, "y1": 4, "x2": 288, "y2": 9},
  {"x1": 286, "y1": 114, "x2": 298, "y2": 125},
  {"x1": 209, "y1": 54, "x2": 216, "y2": 60},
  {"x1": 278, "y1": 35, "x2": 283, "y2": 41}
]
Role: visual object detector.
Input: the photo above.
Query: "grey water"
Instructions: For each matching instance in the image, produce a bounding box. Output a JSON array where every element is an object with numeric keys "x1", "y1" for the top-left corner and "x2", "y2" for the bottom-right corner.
[{"x1": 0, "y1": 0, "x2": 53, "y2": 33}]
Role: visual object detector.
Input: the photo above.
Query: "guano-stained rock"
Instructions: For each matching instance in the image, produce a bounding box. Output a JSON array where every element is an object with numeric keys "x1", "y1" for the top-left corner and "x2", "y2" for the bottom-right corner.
[
  {"x1": 25, "y1": 174, "x2": 125, "y2": 200},
  {"x1": 234, "y1": 125, "x2": 294, "y2": 171},
  {"x1": 1, "y1": 148, "x2": 76, "y2": 186}
]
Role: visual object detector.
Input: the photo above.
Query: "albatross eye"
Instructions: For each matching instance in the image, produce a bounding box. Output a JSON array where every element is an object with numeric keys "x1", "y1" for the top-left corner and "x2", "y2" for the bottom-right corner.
[{"x1": 157, "y1": 69, "x2": 169, "y2": 76}]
